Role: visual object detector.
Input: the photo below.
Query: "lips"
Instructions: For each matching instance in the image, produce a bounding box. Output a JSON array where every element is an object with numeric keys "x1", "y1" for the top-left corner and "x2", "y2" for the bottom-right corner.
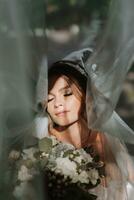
[{"x1": 55, "y1": 111, "x2": 68, "y2": 116}]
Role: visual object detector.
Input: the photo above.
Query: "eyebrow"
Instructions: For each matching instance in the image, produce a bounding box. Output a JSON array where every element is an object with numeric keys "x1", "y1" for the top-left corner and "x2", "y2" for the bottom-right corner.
[{"x1": 48, "y1": 85, "x2": 71, "y2": 96}]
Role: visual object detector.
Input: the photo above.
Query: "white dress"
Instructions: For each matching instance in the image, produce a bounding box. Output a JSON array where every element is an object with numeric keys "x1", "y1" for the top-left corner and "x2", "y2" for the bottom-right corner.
[
  {"x1": 34, "y1": 116, "x2": 134, "y2": 200},
  {"x1": 89, "y1": 132, "x2": 134, "y2": 200}
]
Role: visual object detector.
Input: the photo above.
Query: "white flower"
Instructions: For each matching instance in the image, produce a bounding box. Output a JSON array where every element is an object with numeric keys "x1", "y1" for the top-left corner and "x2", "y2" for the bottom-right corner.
[
  {"x1": 55, "y1": 168, "x2": 62, "y2": 174},
  {"x1": 78, "y1": 171, "x2": 89, "y2": 183},
  {"x1": 79, "y1": 171, "x2": 89, "y2": 183},
  {"x1": 69, "y1": 154, "x2": 74, "y2": 159},
  {"x1": 77, "y1": 149, "x2": 93, "y2": 163},
  {"x1": 88, "y1": 169, "x2": 99, "y2": 185},
  {"x1": 22, "y1": 147, "x2": 38, "y2": 161},
  {"x1": 41, "y1": 152, "x2": 49, "y2": 157},
  {"x1": 18, "y1": 165, "x2": 33, "y2": 181},
  {"x1": 72, "y1": 171, "x2": 89, "y2": 184},
  {"x1": 74, "y1": 155, "x2": 83, "y2": 164},
  {"x1": 71, "y1": 173, "x2": 79, "y2": 183},
  {"x1": 60, "y1": 151, "x2": 64, "y2": 157},
  {"x1": 55, "y1": 157, "x2": 77, "y2": 178}
]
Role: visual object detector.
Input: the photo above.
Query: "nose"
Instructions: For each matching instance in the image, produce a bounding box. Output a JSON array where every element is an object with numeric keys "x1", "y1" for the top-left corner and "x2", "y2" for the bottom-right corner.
[{"x1": 54, "y1": 97, "x2": 63, "y2": 108}]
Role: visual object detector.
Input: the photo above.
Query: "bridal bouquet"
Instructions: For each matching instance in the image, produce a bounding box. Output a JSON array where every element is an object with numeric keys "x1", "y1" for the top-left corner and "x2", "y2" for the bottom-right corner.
[{"x1": 8, "y1": 136, "x2": 105, "y2": 200}]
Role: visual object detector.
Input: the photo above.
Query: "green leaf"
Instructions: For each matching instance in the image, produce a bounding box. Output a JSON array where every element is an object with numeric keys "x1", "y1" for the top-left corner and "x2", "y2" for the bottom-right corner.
[
  {"x1": 38, "y1": 137, "x2": 52, "y2": 153},
  {"x1": 40, "y1": 157, "x2": 48, "y2": 169},
  {"x1": 63, "y1": 149, "x2": 74, "y2": 157}
]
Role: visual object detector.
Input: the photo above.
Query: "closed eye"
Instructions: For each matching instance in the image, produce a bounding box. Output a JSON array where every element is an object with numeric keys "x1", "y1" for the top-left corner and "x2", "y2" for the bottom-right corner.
[
  {"x1": 64, "y1": 92, "x2": 73, "y2": 97},
  {"x1": 48, "y1": 98, "x2": 54, "y2": 102}
]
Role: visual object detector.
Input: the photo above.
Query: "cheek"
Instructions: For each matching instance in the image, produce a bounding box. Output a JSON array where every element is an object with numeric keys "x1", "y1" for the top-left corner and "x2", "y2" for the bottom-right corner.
[
  {"x1": 69, "y1": 98, "x2": 82, "y2": 112},
  {"x1": 75, "y1": 103, "x2": 82, "y2": 115},
  {"x1": 46, "y1": 104, "x2": 53, "y2": 116}
]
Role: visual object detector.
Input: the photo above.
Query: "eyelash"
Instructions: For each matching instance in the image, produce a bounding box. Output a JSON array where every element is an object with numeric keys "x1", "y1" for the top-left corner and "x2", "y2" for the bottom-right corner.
[
  {"x1": 48, "y1": 98, "x2": 54, "y2": 102},
  {"x1": 48, "y1": 92, "x2": 72, "y2": 102},
  {"x1": 64, "y1": 92, "x2": 72, "y2": 96}
]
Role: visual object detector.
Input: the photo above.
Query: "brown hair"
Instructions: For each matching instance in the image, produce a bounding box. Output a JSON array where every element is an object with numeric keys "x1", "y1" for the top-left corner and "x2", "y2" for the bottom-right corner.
[
  {"x1": 46, "y1": 61, "x2": 88, "y2": 128},
  {"x1": 48, "y1": 61, "x2": 87, "y2": 94}
]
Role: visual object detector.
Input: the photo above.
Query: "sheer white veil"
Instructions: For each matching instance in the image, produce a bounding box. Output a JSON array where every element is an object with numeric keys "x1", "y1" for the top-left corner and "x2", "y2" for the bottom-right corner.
[
  {"x1": 1, "y1": 0, "x2": 134, "y2": 199},
  {"x1": 36, "y1": 0, "x2": 134, "y2": 145},
  {"x1": 51, "y1": 46, "x2": 134, "y2": 143},
  {"x1": 85, "y1": 0, "x2": 134, "y2": 144},
  {"x1": 36, "y1": 45, "x2": 134, "y2": 199},
  {"x1": 55, "y1": 0, "x2": 134, "y2": 145}
]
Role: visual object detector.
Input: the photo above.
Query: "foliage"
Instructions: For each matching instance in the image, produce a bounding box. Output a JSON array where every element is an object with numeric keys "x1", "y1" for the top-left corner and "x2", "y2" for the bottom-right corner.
[
  {"x1": 8, "y1": 136, "x2": 105, "y2": 200},
  {"x1": 46, "y1": 0, "x2": 110, "y2": 29},
  {"x1": 0, "y1": 0, "x2": 111, "y2": 32}
]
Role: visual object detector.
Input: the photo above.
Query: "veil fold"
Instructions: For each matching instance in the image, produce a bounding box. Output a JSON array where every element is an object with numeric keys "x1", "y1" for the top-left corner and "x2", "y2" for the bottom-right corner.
[
  {"x1": 58, "y1": 46, "x2": 134, "y2": 145},
  {"x1": 35, "y1": 15, "x2": 134, "y2": 152},
  {"x1": 84, "y1": 0, "x2": 134, "y2": 144},
  {"x1": 1, "y1": 0, "x2": 133, "y2": 199},
  {"x1": 35, "y1": 0, "x2": 134, "y2": 146}
]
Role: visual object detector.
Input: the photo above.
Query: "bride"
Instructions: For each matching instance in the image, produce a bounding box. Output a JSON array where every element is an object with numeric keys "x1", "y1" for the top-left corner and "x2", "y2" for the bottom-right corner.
[
  {"x1": 1, "y1": 0, "x2": 134, "y2": 199},
  {"x1": 35, "y1": 48, "x2": 134, "y2": 200}
]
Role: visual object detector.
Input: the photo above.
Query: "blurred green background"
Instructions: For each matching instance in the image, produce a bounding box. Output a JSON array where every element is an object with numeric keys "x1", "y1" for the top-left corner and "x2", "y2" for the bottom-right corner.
[{"x1": 0, "y1": 0, "x2": 133, "y2": 130}]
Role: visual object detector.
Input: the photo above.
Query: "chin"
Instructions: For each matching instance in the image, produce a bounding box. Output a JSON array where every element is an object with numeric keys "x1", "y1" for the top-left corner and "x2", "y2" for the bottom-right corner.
[
  {"x1": 55, "y1": 122, "x2": 70, "y2": 127},
  {"x1": 54, "y1": 120, "x2": 77, "y2": 127}
]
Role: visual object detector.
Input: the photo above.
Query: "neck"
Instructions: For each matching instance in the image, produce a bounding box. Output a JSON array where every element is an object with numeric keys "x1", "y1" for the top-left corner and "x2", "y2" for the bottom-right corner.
[{"x1": 49, "y1": 119, "x2": 90, "y2": 148}]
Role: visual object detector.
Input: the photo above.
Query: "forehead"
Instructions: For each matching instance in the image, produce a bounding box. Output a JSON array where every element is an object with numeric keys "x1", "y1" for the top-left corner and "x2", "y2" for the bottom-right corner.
[{"x1": 48, "y1": 76, "x2": 70, "y2": 93}]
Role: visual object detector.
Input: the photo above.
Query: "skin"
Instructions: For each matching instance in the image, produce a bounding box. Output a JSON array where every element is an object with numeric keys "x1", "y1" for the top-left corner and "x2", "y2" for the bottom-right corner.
[
  {"x1": 46, "y1": 75, "x2": 127, "y2": 186},
  {"x1": 47, "y1": 76, "x2": 90, "y2": 148},
  {"x1": 47, "y1": 76, "x2": 81, "y2": 127}
]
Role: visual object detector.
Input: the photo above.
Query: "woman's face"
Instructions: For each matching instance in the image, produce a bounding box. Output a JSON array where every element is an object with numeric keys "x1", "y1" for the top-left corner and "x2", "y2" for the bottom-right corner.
[{"x1": 47, "y1": 76, "x2": 82, "y2": 127}]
